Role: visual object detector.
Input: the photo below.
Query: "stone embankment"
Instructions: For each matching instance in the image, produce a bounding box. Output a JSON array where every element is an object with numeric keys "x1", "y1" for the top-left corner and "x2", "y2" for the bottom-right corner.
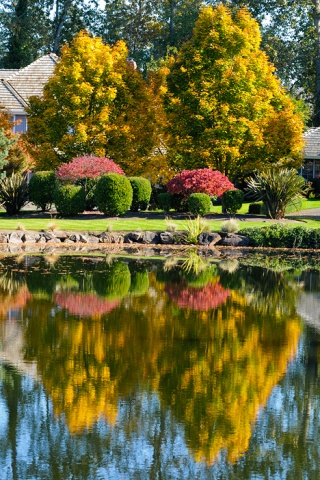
[{"x1": 0, "y1": 229, "x2": 250, "y2": 248}]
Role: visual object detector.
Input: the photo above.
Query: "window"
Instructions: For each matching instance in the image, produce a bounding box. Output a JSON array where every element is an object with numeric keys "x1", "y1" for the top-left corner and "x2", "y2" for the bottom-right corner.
[{"x1": 12, "y1": 115, "x2": 27, "y2": 134}]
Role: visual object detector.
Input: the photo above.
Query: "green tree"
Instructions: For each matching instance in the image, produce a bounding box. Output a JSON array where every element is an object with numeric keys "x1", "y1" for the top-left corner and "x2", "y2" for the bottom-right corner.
[
  {"x1": 164, "y1": 5, "x2": 305, "y2": 179},
  {"x1": 26, "y1": 30, "x2": 161, "y2": 174},
  {"x1": 0, "y1": 0, "x2": 102, "y2": 67},
  {"x1": 0, "y1": 128, "x2": 16, "y2": 170},
  {"x1": 0, "y1": 0, "x2": 50, "y2": 68}
]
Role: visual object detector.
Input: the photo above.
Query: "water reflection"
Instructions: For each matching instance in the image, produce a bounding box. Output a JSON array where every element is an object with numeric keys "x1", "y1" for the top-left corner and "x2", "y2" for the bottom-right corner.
[{"x1": 0, "y1": 253, "x2": 317, "y2": 478}]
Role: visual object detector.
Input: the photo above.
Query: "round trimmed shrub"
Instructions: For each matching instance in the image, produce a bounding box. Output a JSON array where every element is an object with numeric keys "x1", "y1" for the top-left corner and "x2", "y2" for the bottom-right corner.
[
  {"x1": 28, "y1": 171, "x2": 57, "y2": 211},
  {"x1": 157, "y1": 192, "x2": 172, "y2": 212},
  {"x1": 95, "y1": 173, "x2": 133, "y2": 215},
  {"x1": 187, "y1": 193, "x2": 212, "y2": 216},
  {"x1": 54, "y1": 184, "x2": 85, "y2": 216},
  {"x1": 129, "y1": 177, "x2": 152, "y2": 211},
  {"x1": 222, "y1": 189, "x2": 244, "y2": 214},
  {"x1": 248, "y1": 202, "x2": 262, "y2": 214}
]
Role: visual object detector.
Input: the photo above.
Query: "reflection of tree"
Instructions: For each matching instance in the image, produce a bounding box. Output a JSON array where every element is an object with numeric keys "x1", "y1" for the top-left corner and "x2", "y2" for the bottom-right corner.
[
  {"x1": 0, "y1": 259, "x2": 30, "y2": 318},
  {"x1": 18, "y1": 261, "x2": 301, "y2": 466},
  {"x1": 157, "y1": 294, "x2": 301, "y2": 464},
  {"x1": 0, "y1": 255, "x2": 303, "y2": 466}
]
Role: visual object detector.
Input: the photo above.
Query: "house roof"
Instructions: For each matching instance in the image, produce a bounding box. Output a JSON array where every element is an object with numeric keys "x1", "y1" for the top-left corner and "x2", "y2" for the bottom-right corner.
[
  {"x1": 0, "y1": 53, "x2": 58, "y2": 115},
  {"x1": 304, "y1": 127, "x2": 320, "y2": 159}
]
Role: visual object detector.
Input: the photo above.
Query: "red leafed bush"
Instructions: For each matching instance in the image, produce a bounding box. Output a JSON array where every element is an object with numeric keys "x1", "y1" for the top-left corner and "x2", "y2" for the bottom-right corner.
[
  {"x1": 166, "y1": 168, "x2": 234, "y2": 200},
  {"x1": 165, "y1": 282, "x2": 231, "y2": 310},
  {"x1": 56, "y1": 155, "x2": 125, "y2": 181},
  {"x1": 54, "y1": 292, "x2": 120, "y2": 317}
]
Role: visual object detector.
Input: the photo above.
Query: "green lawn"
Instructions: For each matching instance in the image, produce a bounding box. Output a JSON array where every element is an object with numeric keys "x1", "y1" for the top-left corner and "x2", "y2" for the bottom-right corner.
[
  {"x1": 0, "y1": 197, "x2": 319, "y2": 232},
  {"x1": 0, "y1": 207, "x2": 319, "y2": 232}
]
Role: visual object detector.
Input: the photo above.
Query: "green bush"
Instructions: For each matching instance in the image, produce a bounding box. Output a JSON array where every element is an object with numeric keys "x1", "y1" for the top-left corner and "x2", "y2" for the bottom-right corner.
[
  {"x1": 171, "y1": 193, "x2": 188, "y2": 212},
  {"x1": 0, "y1": 173, "x2": 28, "y2": 215},
  {"x1": 240, "y1": 224, "x2": 320, "y2": 249},
  {"x1": 54, "y1": 184, "x2": 85, "y2": 216},
  {"x1": 311, "y1": 177, "x2": 320, "y2": 197},
  {"x1": 28, "y1": 171, "x2": 57, "y2": 211},
  {"x1": 187, "y1": 193, "x2": 211, "y2": 216},
  {"x1": 248, "y1": 202, "x2": 262, "y2": 214},
  {"x1": 129, "y1": 177, "x2": 152, "y2": 211},
  {"x1": 95, "y1": 173, "x2": 133, "y2": 215},
  {"x1": 157, "y1": 192, "x2": 171, "y2": 212},
  {"x1": 222, "y1": 189, "x2": 244, "y2": 214}
]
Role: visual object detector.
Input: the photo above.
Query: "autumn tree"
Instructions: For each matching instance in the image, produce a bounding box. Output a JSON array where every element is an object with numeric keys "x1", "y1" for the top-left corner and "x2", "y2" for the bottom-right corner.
[
  {"x1": 164, "y1": 5, "x2": 305, "y2": 180},
  {"x1": 26, "y1": 31, "x2": 162, "y2": 175},
  {"x1": 0, "y1": 111, "x2": 32, "y2": 174}
]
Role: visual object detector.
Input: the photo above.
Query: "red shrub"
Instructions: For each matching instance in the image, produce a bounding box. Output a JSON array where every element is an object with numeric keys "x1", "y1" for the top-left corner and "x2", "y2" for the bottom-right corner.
[
  {"x1": 56, "y1": 155, "x2": 125, "y2": 182},
  {"x1": 166, "y1": 168, "x2": 234, "y2": 200},
  {"x1": 165, "y1": 282, "x2": 231, "y2": 310}
]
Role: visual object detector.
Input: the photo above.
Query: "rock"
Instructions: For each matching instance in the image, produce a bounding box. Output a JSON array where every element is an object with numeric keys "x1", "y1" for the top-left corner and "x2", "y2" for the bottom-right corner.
[
  {"x1": 22, "y1": 232, "x2": 38, "y2": 242},
  {"x1": 86, "y1": 235, "x2": 100, "y2": 243},
  {"x1": 219, "y1": 234, "x2": 250, "y2": 247},
  {"x1": 9, "y1": 232, "x2": 23, "y2": 244},
  {"x1": 141, "y1": 231, "x2": 160, "y2": 244},
  {"x1": 36, "y1": 235, "x2": 46, "y2": 244},
  {"x1": 42, "y1": 231, "x2": 57, "y2": 241},
  {"x1": 46, "y1": 238, "x2": 61, "y2": 243},
  {"x1": 53, "y1": 230, "x2": 68, "y2": 240},
  {"x1": 69, "y1": 234, "x2": 81, "y2": 242},
  {"x1": 159, "y1": 231, "x2": 175, "y2": 244},
  {"x1": 99, "y1": 232, "x2": 123, "y2": 244},
  {"x1": 198, "y1": 232, "x2": 221, "y2": 246},
  {"x1": 124, "y1": 231, "x2": 143, "y2": 243},
  {"x1": 0, "y1": 234, "x2": 8, "y2": 243}
]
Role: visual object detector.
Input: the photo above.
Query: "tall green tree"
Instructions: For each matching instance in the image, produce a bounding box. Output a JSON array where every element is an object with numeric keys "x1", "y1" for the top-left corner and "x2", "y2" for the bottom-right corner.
[
  {"x1": 164, "y1": 5, "x2": 305, "y2": 179},
  {"x1": 100, "y1": 0, "x2": 204, "y2": 70},
  {"x1": 0, "y1": 0, "x2": 51, "y2": 68},
  {"x1": 0, "y1": 0, "x2": 101, "y2": 67}
]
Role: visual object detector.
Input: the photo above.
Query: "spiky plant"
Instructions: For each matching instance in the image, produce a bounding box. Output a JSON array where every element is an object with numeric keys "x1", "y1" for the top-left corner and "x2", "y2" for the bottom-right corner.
[
  {"x1": 183, "y1": 216, "x2": 210, "y2": 244},
  {"x1": 0, "y1": 173, "x2": 28, "y2": 215},
  {"x1": 246, "y1": 168, "x2": 308, "y2": 219}
]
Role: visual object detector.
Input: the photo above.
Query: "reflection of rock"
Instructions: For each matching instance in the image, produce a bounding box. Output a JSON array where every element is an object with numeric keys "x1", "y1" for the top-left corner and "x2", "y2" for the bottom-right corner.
[
  {"x1": 297, "y1": 292, "x2": 320, "y2": 331},
  {"x1": 0, "y1": 320, "x2": 39, "y2": 380}
]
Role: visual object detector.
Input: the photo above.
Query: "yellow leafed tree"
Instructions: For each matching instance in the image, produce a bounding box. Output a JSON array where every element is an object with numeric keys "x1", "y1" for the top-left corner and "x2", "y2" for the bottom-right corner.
[{"x1": 26, "y1": 31, "x2": 164, "y2": 177}]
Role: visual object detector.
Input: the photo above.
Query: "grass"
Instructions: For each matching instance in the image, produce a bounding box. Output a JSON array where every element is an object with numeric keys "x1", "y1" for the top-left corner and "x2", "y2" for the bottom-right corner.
[
  {"x1": 0, "y1": 214, "x2": 319, "y2": 232},
  {"x1": 0, "y1": 197, "x2": 319, "y2": 232}
]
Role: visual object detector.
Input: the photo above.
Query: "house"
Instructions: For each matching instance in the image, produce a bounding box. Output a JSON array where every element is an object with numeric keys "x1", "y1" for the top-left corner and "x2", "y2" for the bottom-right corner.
[
  {"x1": 0, "y1": 54, "x2": 58, "y2": 133},
  {"x1": 301, "y1": 127, "x2": 320, "y2": 180}
]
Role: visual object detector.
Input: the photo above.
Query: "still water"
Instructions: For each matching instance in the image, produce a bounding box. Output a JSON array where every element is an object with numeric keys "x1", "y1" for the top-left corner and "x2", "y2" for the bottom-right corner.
[{"x1": 0, "y1": 253, "x2": 319, "y2": 479}]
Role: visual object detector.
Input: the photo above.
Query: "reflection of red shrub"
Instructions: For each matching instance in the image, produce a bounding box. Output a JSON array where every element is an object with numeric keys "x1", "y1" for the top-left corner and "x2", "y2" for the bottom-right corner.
[
  {"x1": 54, "y1": 292, "x2": 120, "y2": 317},
  {"x1": 0, "y1": 286, "x2": 31, "y2": 317},
  {"x1": 165, "y1": 283, "x2": 231, "y2": 310}
]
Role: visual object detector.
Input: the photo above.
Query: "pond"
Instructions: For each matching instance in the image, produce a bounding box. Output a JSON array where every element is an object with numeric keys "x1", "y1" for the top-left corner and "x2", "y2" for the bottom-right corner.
[{"x1": 0, "y1": 252, "x2": 319, "y2": 479}]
